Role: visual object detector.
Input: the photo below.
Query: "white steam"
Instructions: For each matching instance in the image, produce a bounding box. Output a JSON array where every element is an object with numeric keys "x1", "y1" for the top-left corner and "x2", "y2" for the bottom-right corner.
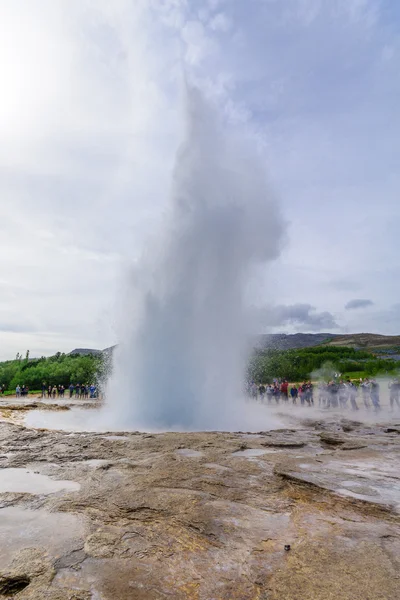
[{"x1": 106, "y1": 85, "x2": 285, "y2": 430}]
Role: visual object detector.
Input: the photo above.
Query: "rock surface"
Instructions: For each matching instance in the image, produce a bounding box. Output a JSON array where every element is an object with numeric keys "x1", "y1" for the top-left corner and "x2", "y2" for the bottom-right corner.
[{"x1": 0, "y1": 410, "x2": 399, "y2": 599}]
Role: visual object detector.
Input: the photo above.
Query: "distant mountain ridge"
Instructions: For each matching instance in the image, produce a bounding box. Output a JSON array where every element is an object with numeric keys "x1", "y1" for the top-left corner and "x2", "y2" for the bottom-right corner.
[
  {"x1": 257, "y1": 333, "x2": 400, "y2": 351},
  {"x1": 325, "y1": 333, "x2": 400, "y2": 349},
  {"x1": 256, "y1": 333, "x2": 338, "y2": 350},
  {"x1": 69, "y1": 346, "x2": 116, "y2": 356},
  {"x1": 69, "y1": 348, "x2": 102, "y2": 356},
  {"x1": 69, "y1": 333, "x2": 400, "y2": 357}
]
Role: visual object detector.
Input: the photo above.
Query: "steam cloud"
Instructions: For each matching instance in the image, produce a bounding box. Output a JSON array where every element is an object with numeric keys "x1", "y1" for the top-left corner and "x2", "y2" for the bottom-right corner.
[{"x1": 106, "y1": 86, "x2": 285, "y2": 430}]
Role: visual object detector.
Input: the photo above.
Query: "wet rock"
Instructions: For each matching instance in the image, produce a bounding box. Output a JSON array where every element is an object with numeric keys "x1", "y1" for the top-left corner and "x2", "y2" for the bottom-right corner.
[
  {"x1": 54, "y1": 550, "x2": 87, "y2": 571},
  {"x1": 319, "y1": 432, "x2": 346, "y2": 445},
  {"x1": 262, "y1": 441, "x2": 306, "y2": 448},
  {"x1": 0, "y1": 574, "x2": 30, "y2": 595},
  {"x1": 0, "y1": 412, "x2": 399, "y2": 599},
  {"x1": 340, "y1": 442, "x2": 368, "y2": 451}
]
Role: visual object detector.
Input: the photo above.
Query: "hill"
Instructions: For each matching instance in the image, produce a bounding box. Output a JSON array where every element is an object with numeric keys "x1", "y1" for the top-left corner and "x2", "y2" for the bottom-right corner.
[
  {"x1": 69, "y1": 346, "x2": 116, "y2": 357},
  {"x1": 69, "y1": 335, "x2": 400, "y2": 356},
  {"x1": 324, "y1": 333, "x2": 400, "y2": 350},
  {"x1": 256, "y1": 333, "x2": 400, "y2": 351},
  {"x1": 69, "y1": 348, "x2": 102, "y2": 356},
  {"x1": 256, "y1": 333, "x2": 337, "y2": 351}
]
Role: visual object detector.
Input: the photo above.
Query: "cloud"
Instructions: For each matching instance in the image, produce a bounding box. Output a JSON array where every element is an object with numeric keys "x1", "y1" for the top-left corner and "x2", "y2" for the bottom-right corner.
[
  {"x1": 345, "y1": 299, "x2": 374, "y2": 310},
  {"x1": 209, "y1": 13, "x2": 232, "y2": 32},
  {"x1": 0, "y1": 323, "x2": 37, "y2": 334},
  {"x1": 253, "y1": 304, "x2": 339, "y2": 331}
]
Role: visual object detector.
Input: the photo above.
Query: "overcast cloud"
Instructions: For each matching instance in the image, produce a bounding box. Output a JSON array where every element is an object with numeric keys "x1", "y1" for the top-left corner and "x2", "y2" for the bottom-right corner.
[
  {"x1": 1, "y1": 0, "x2": 399, "y2": 359},
  {"x1": 252, "y1": 304, "x2": 338, "y2": 331},
  {"x1": 345, "y1": 299, "x2": 374, "y2": 310}
]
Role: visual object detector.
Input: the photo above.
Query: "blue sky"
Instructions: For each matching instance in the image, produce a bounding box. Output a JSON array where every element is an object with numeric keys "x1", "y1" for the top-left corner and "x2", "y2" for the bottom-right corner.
[{"x1": 0, "y1": 0, "x2": 399, "y2": 359}]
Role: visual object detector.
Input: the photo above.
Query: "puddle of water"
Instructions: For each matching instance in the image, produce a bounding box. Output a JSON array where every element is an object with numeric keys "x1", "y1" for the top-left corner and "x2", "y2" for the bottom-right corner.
[
  {"x1": 53, "y1": 558, "x2": 152, "y2": 599},
  {"x1": 0, "y1": 469, "x2": 80, "y2": 495},
  {"x1": 293, "y1": 458, "x2": 400, "y2": 512},
  {"x1": 175, "y1": 449, "x2": 203, "y2": 458},
  {"x1": 0, "y1": 506, "x2": 84, "y2": 569},
  {"x1": 232, "y1": 449, "x2": 270, "y2": 457},
  {"x1": 341, "y1": 480, "x2": 363, "y2": 487},
  {"x1": 83, "y1": 459, "x2": 110, "y2": 467},
  {"x1": 336, "y1": 487, "x2": 381, "y2": 500},
  {"x1": 204, "y1": 463, "x2": 231, "y2": 471}
]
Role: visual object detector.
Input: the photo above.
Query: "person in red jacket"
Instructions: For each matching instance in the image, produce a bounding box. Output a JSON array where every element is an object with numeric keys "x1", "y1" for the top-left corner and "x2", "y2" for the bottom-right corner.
[{"x1": 280, "y1": 380, "x2": 289, "y2": 401}]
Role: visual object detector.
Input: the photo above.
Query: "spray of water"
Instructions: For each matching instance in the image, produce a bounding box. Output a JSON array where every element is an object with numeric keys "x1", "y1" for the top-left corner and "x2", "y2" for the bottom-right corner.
[{"x1": 106, "y1": 85, "x2": 285, "y2": 430}]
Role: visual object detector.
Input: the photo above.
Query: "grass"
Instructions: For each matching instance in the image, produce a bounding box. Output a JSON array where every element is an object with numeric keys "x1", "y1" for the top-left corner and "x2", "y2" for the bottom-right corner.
[{"x1": 1, "y1": 390, "x2": 41, "y2": 397}]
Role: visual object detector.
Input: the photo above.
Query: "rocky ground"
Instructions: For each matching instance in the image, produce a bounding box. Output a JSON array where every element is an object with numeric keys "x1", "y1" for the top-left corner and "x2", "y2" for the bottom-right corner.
[{"x1": 0, "y1": 403, "x2": 399, "y2": 599}]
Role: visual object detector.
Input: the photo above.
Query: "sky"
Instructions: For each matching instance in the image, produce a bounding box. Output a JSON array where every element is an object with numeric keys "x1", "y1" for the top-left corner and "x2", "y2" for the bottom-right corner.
[{"x1": 0, "y1": 0, "x2": 399, "y2": 359}]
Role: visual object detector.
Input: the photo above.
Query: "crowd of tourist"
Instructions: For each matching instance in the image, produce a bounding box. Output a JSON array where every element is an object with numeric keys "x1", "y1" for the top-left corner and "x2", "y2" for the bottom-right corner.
[
  {"x1": 12, "y1": 383, "x2": 98, "y2": 399},
  {"x1": 248, "y1": 378, "x2": 400, "y2": 412},
  {"x1": 15, "y1": 385, "x2": 29, "y2": 397},
  {"x1": 40, "y1": 383, "x2": 98, "y2": 399}
]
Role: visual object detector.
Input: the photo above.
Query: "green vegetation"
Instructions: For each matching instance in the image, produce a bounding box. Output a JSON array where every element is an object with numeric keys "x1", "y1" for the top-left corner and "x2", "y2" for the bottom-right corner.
[
  {"x1": 0, "y1": 352, "x2": 105, "y2": 393},
  {"x1": 248, "y1": 346, "x2": 399, "y2": 383},
  {"x1": 0, "y1": 343, "x2": 399, "y2": 395}
]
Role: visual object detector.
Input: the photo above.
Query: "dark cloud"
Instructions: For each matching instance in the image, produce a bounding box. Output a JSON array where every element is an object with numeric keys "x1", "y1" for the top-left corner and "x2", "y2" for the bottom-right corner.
[
  {"x1": 254, "y1": 303, "x2": 339, "y2": 331},
  {"x1": 345, "y1": 299, "x2": 374, "y2": 310}
]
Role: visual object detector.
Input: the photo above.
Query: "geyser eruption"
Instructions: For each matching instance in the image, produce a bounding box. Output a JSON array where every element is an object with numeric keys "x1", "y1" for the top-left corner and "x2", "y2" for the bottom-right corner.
[{"x1": 108, "y1": 86, "x2": 285, "y2": 430}]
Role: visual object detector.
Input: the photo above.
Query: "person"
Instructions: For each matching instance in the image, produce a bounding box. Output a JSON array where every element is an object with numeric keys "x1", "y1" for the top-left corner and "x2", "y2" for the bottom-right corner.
[
  {"x1": 360, "y1": 379, "x2": 370, "y2": 409},
  {"x1": 299, "y1": 382, "x2": 310, "y2": 406},
  {"x1": 389, "y1": 379, "x2": 400, "y2": 411},
  {"x1": 48, "y1": 385, "x2": 52, "y2": 398},
  {"x1": 89, "y1": 383, "x2": 96, "y2": 399},
  {"x1": 69, "y1": 383, "x2": 74, "y2": 399},
  {"x1": 318, "y1": 382, "x2": 327, "y2": 407},
  {"x1": 303, "y1": 383, "x2": 310, "y2": 406},
  {"x1": 327, "y1": 381, "x2": 339, "y2": 408},
  {"x1": 52, "y1": 385, "x2": 57, "y2": 399},
  {"x1": 41, "y1": 382, "x2": 46, "y2": 399},
  {"x1": 16, "y1": 385, "x2": 21, "y2": 398},
  {"x1": 338, "y1": 381, "x2": 348, "y2": 409},
  {"x1": 280, "y1": 380, "x2": 289, "y2": 401},
  {"x1": 76, "y1": 384, "x2": 81, "y2": 399},
  {"x1": 370, "y1": 380, "x2": 380, "y2": 412},
  {"x1": 347, "y1": 380, "x2": 359, "y2": 411},
  {"x1": 258, "y1": 384, "x2": 265, "y2": 403},
  {"x1": 290, "y1": 385, "x2": 298, "y2": 404},
  {"x1": 307, "y1": 381, "x2": 314, "y2": 405},
  {"x1": 273, "y1": 384, "x2": 280, "y2": 404},
  {"x1": 298, "y1": 383, "x2": 304, "y2": 406},
  {"x1": 266, "y1": 385, "x2": 273, "y2": 403}
]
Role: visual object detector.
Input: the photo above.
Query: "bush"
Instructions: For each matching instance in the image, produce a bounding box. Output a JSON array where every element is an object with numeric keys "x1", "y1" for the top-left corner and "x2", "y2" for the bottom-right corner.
[
  {"x1": 248, "y1": 346, "x2": 398, "y2": 383},
  {"x1": 0, "y1": 353, "x2": 103, "y2": 392}
]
